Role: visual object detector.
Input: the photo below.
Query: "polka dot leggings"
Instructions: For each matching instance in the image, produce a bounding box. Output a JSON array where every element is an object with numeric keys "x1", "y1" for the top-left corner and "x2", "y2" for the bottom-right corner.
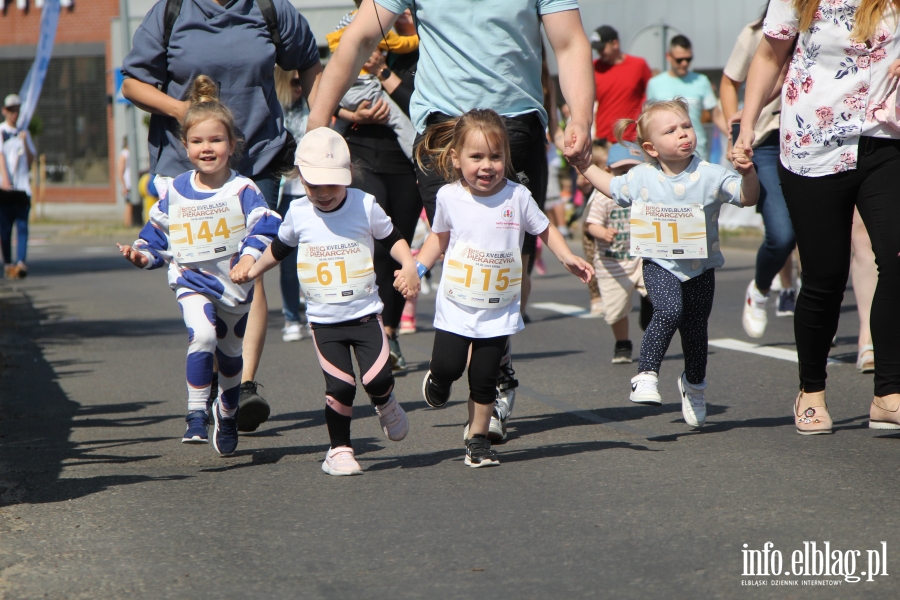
[{"x1": 638, "y1": 260, "x2": 715, "y2": 385}]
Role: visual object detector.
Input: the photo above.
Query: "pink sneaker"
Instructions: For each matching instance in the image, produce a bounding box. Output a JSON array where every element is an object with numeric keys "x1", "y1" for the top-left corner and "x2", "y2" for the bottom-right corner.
[{"x1": 321, "y1": 446, "x2": 363, "y2": 476}]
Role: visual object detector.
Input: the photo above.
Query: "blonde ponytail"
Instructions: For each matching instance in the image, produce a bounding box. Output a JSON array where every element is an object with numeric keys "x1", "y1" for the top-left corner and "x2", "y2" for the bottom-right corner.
[{"x1": 793, "y1": 0, "x2": 900, "y2": 43}]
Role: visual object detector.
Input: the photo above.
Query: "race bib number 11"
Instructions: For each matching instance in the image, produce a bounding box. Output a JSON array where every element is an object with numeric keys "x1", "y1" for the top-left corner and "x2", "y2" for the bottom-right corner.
[
  {"x1": 170, "y1": 195, "x2": 245, "y2": 263},
  {"x1": 443, "y1": 243, "x2": 522, "y2": 309},
  {"x1": 630, "y1": 202, "x2": 708, "y2": 259}
]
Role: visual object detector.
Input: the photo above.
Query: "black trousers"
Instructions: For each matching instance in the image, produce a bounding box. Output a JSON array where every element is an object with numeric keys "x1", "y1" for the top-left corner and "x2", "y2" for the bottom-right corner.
[
  {"x1": 429, "y1": 329, "x2": 508, "y2": 405},
  {"x1": 351, "y1": 166, "x2": 422, "y2": 329},
  {"x1": 778, "y1": 137, "x2": 900, "y2": 396},
  {"x1": 414, "y1": 111, "x2": 548, "y2": 255}
]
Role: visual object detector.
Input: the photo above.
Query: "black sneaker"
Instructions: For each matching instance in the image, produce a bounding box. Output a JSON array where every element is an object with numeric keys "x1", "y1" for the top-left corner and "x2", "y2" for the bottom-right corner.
[
  {"x1": 464, "y1": 435, "x2": 500, "y2": 468},
  {"x1": 422, "y1": 370, "x2": 451, "y2": 408},
  {"x1": 639, "y1": 295, "x2": 654, "y2": 331},
  {"x1": 388, "y1": 334, "x2": 407, "y2": 371},
  {"x1": 776, "y1": 289, "x2": 796, "y2": 317},
  {"x1": 237, "y1": 381, "x2": 270, "y2": 432},
  {"x1": 612, "y1": 340, "x2": 633, "y2": 364}
]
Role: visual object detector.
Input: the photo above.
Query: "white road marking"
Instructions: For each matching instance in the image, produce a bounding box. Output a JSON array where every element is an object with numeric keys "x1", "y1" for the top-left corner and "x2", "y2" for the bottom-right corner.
[
  {"x1": 531, "y1": 302, "x2": 593, "y2": 319},
  {"x1": 709, "y1": 338, "x2": 844, "y2": 365}
]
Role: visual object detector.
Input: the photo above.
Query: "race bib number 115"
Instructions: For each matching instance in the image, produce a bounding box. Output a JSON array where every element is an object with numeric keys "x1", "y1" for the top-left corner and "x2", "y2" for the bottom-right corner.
[{"x1": 443, "y1": 243, "x2": 522, "y2": 309}]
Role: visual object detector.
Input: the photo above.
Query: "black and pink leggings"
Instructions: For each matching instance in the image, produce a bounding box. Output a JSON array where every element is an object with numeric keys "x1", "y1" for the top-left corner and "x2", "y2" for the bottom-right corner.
[
  {"x1": 310, "y1": 314, "x2": 394, "y2": 448},
  {"x1": 639, "y1": 261, "x2": 715, "y2": 385},
  {"x1": 429, "y1": 329, "x2": 508, "y2": 405}
]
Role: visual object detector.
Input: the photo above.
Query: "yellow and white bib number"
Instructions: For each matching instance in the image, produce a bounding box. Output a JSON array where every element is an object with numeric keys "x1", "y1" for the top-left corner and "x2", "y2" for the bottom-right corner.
[
  {"x1": 443, "y1": 243, "x2": 522, "y2": 309},
  {"x1": 297, "y1": 239, "x2": 375, "y2": 304},
  {"x1": 170, "y1": 195, "x2": 246, "y2": 263},
  {"x1": 630, "y1": 202, "x2": 708, "y2": 259}
]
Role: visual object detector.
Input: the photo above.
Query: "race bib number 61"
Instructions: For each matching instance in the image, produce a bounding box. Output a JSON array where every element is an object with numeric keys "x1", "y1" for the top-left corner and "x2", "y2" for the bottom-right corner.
[
  {"x1": 443, "y1": 243, "x2": 522, "y2": 309},
  {"x1": 630, "y1": 201, "x2": 708, "y2": 259},
  {"x1": 297, "y1": 240, "x2": 375, "y2": 304}
]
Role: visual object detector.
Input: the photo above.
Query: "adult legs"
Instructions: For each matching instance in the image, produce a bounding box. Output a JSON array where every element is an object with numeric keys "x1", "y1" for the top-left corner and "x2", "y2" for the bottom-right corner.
[
  {"x1": 13, "y1": 199, "x2": 30, "y2": 266},
  {"x1": 276, "y1": 192, "x2": 304, "y2": 325},
  {"x1": 0, "y1": 199, "x2": 13, "y2": 266},
  {"x1": 753, "y1": 142, "x2": 795, "y2": 293},
  {"x1": 850, "y1": 207, "x2": 876, "y2": 368}
]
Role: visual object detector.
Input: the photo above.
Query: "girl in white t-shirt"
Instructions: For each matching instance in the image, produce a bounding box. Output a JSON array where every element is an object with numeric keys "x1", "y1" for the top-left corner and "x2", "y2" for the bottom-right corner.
[
  {"x1": 239, "y1": 128, "x2": 420, "y2": 476},
  {"x1": 397, "y1": 109, "x2": 594, "y2": 468}
]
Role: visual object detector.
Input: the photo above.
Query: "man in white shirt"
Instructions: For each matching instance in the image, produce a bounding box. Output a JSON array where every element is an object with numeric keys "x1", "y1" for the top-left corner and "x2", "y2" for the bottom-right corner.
[{"x1": 0, "y1": 93, "x2": 36, "y2": 279}]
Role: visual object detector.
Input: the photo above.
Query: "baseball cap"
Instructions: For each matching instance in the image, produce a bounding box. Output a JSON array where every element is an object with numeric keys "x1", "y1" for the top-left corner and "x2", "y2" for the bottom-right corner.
[
  {"x1": 607, "y1": 143, "x2": 643, "y2": 169},
  {"x1": 590, "y1": 25, "x2": 619, "y2": 51},
  {"x1": 3, "y1": 94, "x2": 21, "y2": 108},
  {"x1": 294, "y1": 127, "x2": 352, "y2": 186}
]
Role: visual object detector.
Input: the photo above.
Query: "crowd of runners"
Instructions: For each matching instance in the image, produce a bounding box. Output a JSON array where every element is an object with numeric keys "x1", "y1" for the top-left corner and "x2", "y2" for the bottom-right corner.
[{"x1": 88, "y1": 0, "x2": 900, "y2": 474}]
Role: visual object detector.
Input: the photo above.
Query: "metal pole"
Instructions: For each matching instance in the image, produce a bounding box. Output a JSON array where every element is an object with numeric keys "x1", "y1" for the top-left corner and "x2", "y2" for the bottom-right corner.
[
  {"x1": 119, "y1": 0, "x2": 142, "y2": 214},
  {"x1": 661, "y1": 23, "x2": 668, "y2": 74}
]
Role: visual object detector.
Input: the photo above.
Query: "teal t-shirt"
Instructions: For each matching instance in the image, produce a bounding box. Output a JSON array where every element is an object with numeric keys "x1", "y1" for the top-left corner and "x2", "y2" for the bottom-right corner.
[
  {"x1": 645, "y1": 71, "x2": 718, "y2": 160},
  {"x1": 375, "y1": 0, "x2": 579, "y2": 132}
]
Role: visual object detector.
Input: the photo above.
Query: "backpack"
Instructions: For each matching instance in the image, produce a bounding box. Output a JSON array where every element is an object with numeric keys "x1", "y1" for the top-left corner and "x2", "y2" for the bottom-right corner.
[{"x1": 162, "y1": 0, "x2": 283, "y2": 58}]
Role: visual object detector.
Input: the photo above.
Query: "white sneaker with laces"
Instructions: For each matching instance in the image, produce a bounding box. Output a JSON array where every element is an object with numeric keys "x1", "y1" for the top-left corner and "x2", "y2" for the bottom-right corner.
[
  {"x1": 630, "y1": 371, "x2": 662, "y2": 405},
  {"x1": 322, "y1": 446, "x2": 363, "y2": 476},
  {"x1": 374, "y1": 393, "x2": 409, "y2": 441},
  {"x1": 678, "y1": 372, "x2": 707, "y2": 427},
  {"x1": 282, "y1": 321, "x2": 305, "y2": 342},
  {"x1": 741, "y1": 280, "x2": 768, "y2": 339}
]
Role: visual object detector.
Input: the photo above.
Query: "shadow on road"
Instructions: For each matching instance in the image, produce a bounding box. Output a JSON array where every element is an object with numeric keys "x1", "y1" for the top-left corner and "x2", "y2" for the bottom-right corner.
[{"x1": 0, "y1": 287, "x2": 190, "y2": 508}]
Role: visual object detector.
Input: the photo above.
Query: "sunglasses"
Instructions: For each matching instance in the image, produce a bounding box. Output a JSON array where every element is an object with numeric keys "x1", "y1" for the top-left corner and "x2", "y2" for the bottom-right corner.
[
  {"x1": 290, "y1": 78, "x2": 302, "y2": 87},
  {"x1": 672, "y1": 56, "x2": 693, "y2": 64},
  {"x1": 4, "y1": 106, "x2": 20, "y2": 112}
]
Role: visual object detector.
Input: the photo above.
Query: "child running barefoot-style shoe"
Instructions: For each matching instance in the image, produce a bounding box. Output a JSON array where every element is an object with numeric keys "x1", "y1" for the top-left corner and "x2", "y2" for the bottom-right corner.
[
  {"x1": 237, "y1": 381, "x2": 270, "y2": 432},
  {"x1": 422, "y1": 370, "x2": 452, "y2": 408},
  {"x1": 322, "y1": 446, "x2": 363, "y2": 476},
  {"x1": 182, "y1": 410, "x2": 210, "y2": 443},
  {"x1": 211, "y1": 401, "x2": 239, "y2": 456},
  {"x1": 374, "y1": 393, "x2": 409, "y2": 441},
  {"x1": 677, "y1": 372, "x2": 707, "y2": 428},
  {"x1": 612, "y1": 340, "x2": 633, "y2": 364},
  {"x1": 630, "y1": 371, "x2": 662, "y2": 405},
  {"x1": 742, "y1": 280, "x2": 769, "y2": 338},
  {"x1": 776, "y1": 288, "x2": 796, "y2": 317},
  {"x1": 465, "y1": 435, "x2": 500, "y2": 468}
]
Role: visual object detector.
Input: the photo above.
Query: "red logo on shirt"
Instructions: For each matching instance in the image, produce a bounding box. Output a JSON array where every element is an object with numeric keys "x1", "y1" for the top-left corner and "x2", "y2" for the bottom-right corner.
[{"x1": 501, "y1": 208, "x2": 514, "y2": 221}]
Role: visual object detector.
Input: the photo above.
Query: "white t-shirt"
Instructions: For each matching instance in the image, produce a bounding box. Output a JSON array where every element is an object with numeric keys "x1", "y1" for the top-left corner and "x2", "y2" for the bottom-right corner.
[
  {"x1": 277, "y1": 188, "x2": 394, "y2": 324},
  {"x1": 432, "y1": 180, "x2": 550, "y2": 338},
  {"x1": 120, "y1": 148, "x2": 132, "y2": 191},
  {"x1": 0, "y1": 123, "x2": 36, "y2": 196}
]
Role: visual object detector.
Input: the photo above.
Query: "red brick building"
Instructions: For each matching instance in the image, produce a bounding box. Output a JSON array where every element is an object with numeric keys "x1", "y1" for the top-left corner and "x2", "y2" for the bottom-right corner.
[{"x1": 1, "y1": 1, "x2": 119, "y2": 204}]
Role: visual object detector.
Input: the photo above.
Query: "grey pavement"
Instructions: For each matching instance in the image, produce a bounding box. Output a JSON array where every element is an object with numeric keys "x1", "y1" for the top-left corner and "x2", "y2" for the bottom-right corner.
[{"x1": 0, "y1": 231, "x2": 898, "y2": 599}]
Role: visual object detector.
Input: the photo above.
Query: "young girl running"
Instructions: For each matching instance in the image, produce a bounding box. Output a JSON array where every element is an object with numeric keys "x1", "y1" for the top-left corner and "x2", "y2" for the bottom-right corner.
[
  {"x1": 117, "y1": 75, "x2": 281, "y2": 456},
  {"x1": 397, "y1": 109, "x2": 594, "y2": 467},
  {"x1": 573, "y1": 99, "x2": 759, "y2": 428},
  {"x1": 236, "y1": 127, "x2": 419, "y2": 476}
]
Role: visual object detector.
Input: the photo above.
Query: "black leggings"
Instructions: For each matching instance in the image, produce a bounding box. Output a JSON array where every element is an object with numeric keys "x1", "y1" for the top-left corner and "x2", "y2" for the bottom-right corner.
[
  {"x1": 352, "y1": 166, "x2": 422, "y2": 329},
  {"x1": 639, "y1": 261, "x2": 715, "y2": 385},
  {"x1": 779, "y1": 137, "x2": 900, "y2": 396},
  {"x1": 310, "y1": 315, "x2": 394, "y2": 448},
  {"x1": 429, "y1": 329, "x2": 508, "y2": 405}
]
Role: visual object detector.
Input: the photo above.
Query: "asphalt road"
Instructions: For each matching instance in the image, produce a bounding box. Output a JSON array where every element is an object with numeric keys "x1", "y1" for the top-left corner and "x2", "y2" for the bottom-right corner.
[{"x1": 1, "y1": 227, "x2": 898, "y2": 599}]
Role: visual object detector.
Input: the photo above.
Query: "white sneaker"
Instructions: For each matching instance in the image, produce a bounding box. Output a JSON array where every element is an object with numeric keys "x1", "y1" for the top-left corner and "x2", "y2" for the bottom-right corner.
[
  {"x1": 741, "y1": 280, "x2": 768, "y2": 339},
  {"x1": 587, "y1": 298, "x2": 605, "y2": 319},
  {"x1": 321, "y1": 446, "x2": 363, "y2": 476},
  {"x1": 282, "y1": 321, "x2": 305, "y2": 342},
  {"x1": 678, "y1": 372, "x2": 707, "y2": 427},
  {"x1": 630, "y1": 372, "x2": 662, "y2": 405},
  {"x1": 374, "y1": 393, "x2": 409, "y2": 441}
]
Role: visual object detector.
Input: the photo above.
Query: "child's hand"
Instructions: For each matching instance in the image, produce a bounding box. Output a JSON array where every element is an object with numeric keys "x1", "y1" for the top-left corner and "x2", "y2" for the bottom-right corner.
[
  {"x1": 732, "y1": 147, "x2": 755, "y2": 176},
  {"x1": 398, "y1": 262, "x2": 421, "y2": 299},
  {"x1": 230, "y1": 254, "x2": 257, "y2": 284},
  {"x1": 560, "y1": 253, "x2": 595, "y2": 284},
  {"x1": 600, "y1": 228, "x2": 616, "y2": 244},
  {"x1": 117, "y1": 243, "x2": 149, "y2": 268}
]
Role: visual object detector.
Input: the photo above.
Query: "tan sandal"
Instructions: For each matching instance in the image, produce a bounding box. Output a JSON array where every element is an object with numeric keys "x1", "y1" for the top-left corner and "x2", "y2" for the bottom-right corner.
[
  {"x1": 794, "y1": 393, "x2": 832, "y2": 435},
  {"x1": 869, "y1": 397, "x2": 900, "y2": 430},
  {"x1": 857, "y1": 345, "x2": 875, "y2": 374}
]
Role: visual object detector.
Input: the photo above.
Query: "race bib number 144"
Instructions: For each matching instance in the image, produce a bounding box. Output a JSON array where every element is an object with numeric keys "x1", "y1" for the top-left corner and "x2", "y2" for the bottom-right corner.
[{"x1": 170, "y1": 195, "x2": 245, "y2": 263}]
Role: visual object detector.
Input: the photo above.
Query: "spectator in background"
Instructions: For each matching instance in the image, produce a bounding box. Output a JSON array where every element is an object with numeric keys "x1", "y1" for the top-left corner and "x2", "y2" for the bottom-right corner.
[
  {"x1": 590, "y1": 25, "x2": 651, "y2": 164},
  {"x1": 0, "y1": 93, "x2": 35, "y2": 280},
  {"x1": 646, "y1": 35, "x2": 718, "y2": 160},
  {"x1": 117, "y1": 136, "x2": 141, "y2": 227}
]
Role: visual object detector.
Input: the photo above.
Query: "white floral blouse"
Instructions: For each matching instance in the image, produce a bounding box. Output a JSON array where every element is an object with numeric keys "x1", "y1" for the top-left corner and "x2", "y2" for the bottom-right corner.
[{"x1": 764, "y1": 0, "x2": 900, "y2": 177}]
